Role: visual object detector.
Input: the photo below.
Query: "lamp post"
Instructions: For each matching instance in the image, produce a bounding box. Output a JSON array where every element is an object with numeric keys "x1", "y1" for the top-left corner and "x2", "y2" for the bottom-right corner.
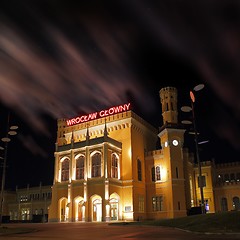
[
  {"x1": 181, "y1": 84, "x2": 205, "y2": 214},
  {"x1": 0, "y1": 121, "x2": 18, "y2": 225}
]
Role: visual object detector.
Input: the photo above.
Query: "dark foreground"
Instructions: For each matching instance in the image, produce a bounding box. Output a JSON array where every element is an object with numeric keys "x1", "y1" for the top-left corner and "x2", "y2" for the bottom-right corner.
[{"x1": 1, "y1": 222, "x2": 240, "y2": 240}]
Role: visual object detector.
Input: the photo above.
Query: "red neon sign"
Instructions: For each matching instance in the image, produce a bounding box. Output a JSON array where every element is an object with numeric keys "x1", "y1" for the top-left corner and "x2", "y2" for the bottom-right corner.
[{"x1": 66, "y1": 103, "x2": 131, "y2": 126}]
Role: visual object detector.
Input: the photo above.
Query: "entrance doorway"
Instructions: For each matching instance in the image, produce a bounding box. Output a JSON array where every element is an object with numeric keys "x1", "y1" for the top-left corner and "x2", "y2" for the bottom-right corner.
[
  {"x1": 92, "y1": 197, "x2": 102, "y2": 222},
  {"x1": 110, "y1": 199, "x2": 118, "y2": 221}
]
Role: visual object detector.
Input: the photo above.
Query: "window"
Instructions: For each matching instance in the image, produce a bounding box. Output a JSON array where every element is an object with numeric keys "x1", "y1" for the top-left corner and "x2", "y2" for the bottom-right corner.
[
  {"x1": 230, "y1": 173, "x2": 235, "y2": 182},
  {"x1": 233, "y1": 197, "x2": 240, "y2": 210},
  {"x1": 221, "y1": 197, "x2": 228, "y2": 211},
  {"x1": 61, "y1": 158, "x2": 70, "y2": 181},
  {"x1": 137, "y1": 159, "x2": 142, "y2": 181},
  {"x1": 237, "y1": 173, "x2": 240, "y2": 181},
  {"x1": 166, "y1": 103, "x2": 169, "y2": 111},
  {"x1": 76, "y1": 155, "x2": 85, "y2": 180},
  {"x1": 152, "y1": 196, "x2": 163, "y2": 211},
  {"x1": 217, "y1": 174, "x2": 223, "y2": 184},
  {"x1": 92, "y1": 152, "x2": 101, "y2": 177},
  {"x1": 151, "y1": 166, "x2": 161, "y2": 182},
  {"x1": 139, "y1": 195, "x2": 144, "y2": 212},
  {"x1": 156, "y1": 166, "x2": 161, "y2": 180},
  {"x1": 151, "y1": 167, "x2": 155, "y2": 182},
  {"x1": 224, "y1": 174, "x2": 229, "y2": 182},
  {"x1": 198, "y1": 175, "x2": 206, "y2": 187},
  {"x1": 111, "y1": 153, "x2": 119, "y2": 178}
]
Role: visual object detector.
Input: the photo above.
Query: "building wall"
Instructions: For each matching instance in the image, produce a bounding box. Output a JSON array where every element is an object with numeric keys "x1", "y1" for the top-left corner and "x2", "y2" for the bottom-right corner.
[
  {"x1": 213, "y1": 162, "x2": 240, "y2": 212},
  {"x1": 48, "y1": 110, "x2": 158, "y2": 222},
  {"x1": 5, "y1": 185, "x2": 52, "y2": 222},
  {"x1": 47, "y1": 87, "x2": 240, "y2": 222}
]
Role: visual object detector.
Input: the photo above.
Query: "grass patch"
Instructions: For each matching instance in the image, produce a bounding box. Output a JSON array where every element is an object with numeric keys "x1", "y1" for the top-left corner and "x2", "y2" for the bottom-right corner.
[{"x1": 111, "y1": 211, "x2": 240, "y2": 233}]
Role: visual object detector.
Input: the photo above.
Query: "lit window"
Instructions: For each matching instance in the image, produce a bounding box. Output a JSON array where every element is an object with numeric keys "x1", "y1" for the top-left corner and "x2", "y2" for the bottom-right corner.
[
  {"x1": 111, "y1": 153, "x2": 119, "y2": 178},
  {"x1": 92, "y1": 152, "x2": 101, "y2": 177},
  {"x1": 156, "y1": 166, "x2": 161, "y2": 180},
  {"x1": 76, "y1": 155, "x2": 85, "y2": 180},
  {"x1": 61, "y1": 158, "x2": 70, "y2": 181},
  {"x1": 152, "y1": 196, "x2": 163, "y2": 211},
  {"x1": 151, "y1": 166, "x2": 161, "y2": 182}
]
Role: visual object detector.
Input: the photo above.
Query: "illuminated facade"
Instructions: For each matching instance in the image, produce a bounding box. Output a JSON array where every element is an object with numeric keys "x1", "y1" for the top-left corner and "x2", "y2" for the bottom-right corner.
[{"x1": 48, "y1": 87, "x2": 240, "y2": 222}]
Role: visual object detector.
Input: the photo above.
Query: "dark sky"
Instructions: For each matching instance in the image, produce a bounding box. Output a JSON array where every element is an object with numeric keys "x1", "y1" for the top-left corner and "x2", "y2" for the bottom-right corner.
[{"x1": 1, "y1": 0, "x2": 240, "y2": 189}]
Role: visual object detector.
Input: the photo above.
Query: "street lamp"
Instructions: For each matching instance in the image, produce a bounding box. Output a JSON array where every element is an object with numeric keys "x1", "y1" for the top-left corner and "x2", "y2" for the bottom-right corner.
[
  {"x1": 181, "y1": 84, "x2": 205, "y2": 214},
  {"x1": 0, "y1": 124, "x2": 18, "y2": 225}
]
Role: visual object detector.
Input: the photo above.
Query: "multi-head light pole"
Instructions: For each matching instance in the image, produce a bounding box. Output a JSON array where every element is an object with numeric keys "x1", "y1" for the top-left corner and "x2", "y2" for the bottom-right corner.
[
  {"x1": 0, "y1": 113, "x2": 18, "y2": 225},
  {"x1": 181, "y1": 84, "x2": 205, "y2": 214}
]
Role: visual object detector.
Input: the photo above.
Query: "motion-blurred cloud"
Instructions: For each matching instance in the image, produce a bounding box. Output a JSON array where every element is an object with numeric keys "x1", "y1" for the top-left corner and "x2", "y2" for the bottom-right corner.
[{"x1": 1, "y1": 0, "x2": 240, "y2": 152}]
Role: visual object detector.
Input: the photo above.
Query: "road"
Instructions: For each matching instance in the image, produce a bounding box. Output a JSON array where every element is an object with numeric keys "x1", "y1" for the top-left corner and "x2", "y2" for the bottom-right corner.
[{"x1": 1, "y1": 222, "x2": 240, "y2": 240}]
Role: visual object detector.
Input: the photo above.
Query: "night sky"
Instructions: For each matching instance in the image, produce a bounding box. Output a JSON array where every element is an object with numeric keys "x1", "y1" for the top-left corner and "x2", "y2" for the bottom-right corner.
[{"x1": 1, "y1": 0, "x2": 240, "y2": 189}]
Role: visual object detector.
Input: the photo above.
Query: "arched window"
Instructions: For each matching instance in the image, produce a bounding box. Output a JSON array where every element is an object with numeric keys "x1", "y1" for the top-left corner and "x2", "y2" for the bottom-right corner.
[
  {"x1": 111, "y1": 153, "x2": 118, "y2": 179},
  {"x1": 76, "y1": 155, "x2": 85, "y2": 180},
  {"x1": 61, "y1": 159, "x2": 70, "y2": 181},
  {"x1": 156, "y1": 166, "x2": 161, "y2": 180},
  {"x1": 92, "y1": 152, "x2": 101, "y2": 177},
  {"x1": 137, "y1": 159, "x2": 142, "y2": 181},
  {"x1": 151, "y1": 166, "x2": 161, "y2": 182},
  {"x1": 233, "y1": 197, "x2": 240, "y2": 210}
]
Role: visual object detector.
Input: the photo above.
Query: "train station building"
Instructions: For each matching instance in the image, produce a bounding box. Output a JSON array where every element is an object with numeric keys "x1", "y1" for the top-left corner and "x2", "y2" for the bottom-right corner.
[{"x1": 48, "y1": 87, "x2": 240, "y2": 222}]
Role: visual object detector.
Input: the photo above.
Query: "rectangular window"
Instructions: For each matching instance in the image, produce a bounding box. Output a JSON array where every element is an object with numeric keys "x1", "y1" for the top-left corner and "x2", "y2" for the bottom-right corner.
[
  {"x1": 76, "y1": 156, "x2": 85, "y2": 180},
  {"x1": 230, "y1": 173, "x2": 235, "y2": 182},
  {"x1": 237, "y1": 173, "x2": 240, "y2": 181},
  {"x1": 137, "y1": 159, "x2": 142, "y2": 181},
  {"x1": 61, "y1": 159, "x2": 70, "y2": 181},
  {"x1": 152, "y1": 196, "x2": 163, "y2": 211},
  {"x1": 125, "y1": 206, "x2": 131, "y2": 212},
  {"x1": 152, "y1": 166, "x2": 161, "y2": 181},
  {"x1": 138, "y1": 195, "x2": 144, "y2": 212},
  {"x1": 111, "y1": 154, "x2": 118, "y2": 178},
  {"x1": 151, "y1": 167, "x2": 155, "y2": 182},
  {"x1": 156, "y1": 166, "x2": 161, "y2": 180},
  {"x1": 92, "y1": 153, "x2": 101, "y2": 177},
  {"x1": 198, "y1": 175, "x2": 206, "y2": 187}
]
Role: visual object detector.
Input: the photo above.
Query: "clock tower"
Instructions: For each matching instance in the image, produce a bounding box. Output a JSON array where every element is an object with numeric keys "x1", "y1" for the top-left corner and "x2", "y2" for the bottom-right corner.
[{"x1": 158, "y1": 87, "x2": 187, "y2": 218}]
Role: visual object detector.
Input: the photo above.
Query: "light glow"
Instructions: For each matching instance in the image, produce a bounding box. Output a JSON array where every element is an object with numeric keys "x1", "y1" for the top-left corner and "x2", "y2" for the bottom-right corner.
[
  {"x1": 105, "y1": 180, "x2": 109, "y2": 200},
  {"x1": 128, "y1": 147, "x2": 132, "y2": 159},
  {"x1": 160, "y1": 166, "x2": 167, "y2": 181},
  {"x1": 106, "y1": 204, "x2": 110, "y2": 218},
  {"x1": 66, "y1": 103, "x2": 130, "y2": 126}
]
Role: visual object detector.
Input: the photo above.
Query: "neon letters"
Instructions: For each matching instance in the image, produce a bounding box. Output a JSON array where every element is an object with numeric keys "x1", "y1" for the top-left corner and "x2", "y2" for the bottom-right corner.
[{"x1": 66, "y1": 103, "x2": 130, "y2": 126}]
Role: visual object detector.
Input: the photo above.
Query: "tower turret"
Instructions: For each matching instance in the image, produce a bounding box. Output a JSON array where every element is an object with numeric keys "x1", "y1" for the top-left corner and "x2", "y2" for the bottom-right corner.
[{"x1": 159, "y1": 87, "x2": 178, "y2": 125}]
